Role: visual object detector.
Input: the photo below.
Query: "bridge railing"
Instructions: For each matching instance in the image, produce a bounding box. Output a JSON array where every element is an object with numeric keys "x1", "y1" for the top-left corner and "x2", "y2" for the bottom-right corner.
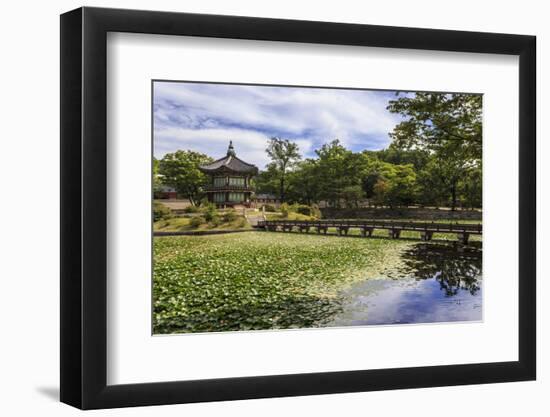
[{"x1": 257, "y1": 219, "x2": 482, "y2": 234}]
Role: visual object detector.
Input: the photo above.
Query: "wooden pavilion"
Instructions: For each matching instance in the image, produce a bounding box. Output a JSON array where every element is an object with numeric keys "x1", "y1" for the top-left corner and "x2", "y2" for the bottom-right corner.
[{"x1": 199, "y1": 141, "x2": 259, "y2": 207}]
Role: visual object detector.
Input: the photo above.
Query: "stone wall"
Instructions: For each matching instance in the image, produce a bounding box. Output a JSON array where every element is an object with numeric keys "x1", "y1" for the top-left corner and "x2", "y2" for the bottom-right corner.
[{"x1": 320, "y1": 207, "x2": 482, "y2": 221}]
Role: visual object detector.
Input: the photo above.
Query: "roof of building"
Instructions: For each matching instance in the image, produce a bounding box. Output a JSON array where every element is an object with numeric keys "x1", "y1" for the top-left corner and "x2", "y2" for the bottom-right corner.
[{"x1": 199, "y1": 141, "x2": 259, "y2": 175}]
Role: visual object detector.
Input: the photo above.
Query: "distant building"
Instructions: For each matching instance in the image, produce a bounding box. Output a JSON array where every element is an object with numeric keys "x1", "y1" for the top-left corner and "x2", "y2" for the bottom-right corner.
[
  {"x1": 255, "y1": 193, "x2": 281, "y2": 208},
  {"x1": 199, "y1": 141, "x2": 259, "y2": 207},
  {"x1": 154, "y1": 185, "x2": 177, "y2": 200}
]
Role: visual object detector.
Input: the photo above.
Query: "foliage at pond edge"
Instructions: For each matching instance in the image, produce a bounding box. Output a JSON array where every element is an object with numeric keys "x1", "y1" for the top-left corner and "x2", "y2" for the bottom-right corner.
[{"x1": 153, "y1": 232, "x2": 412, "y2": 333}]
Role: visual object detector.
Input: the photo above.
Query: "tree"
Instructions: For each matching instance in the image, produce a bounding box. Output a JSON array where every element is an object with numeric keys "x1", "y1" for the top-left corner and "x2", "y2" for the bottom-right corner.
[
  {"x1": 311, "y1": 140, "x2": 371, "y2": 207},
  {"x1": 372, "y1": 178, "x2": 389, "y2": 207},
  {"x1": 266, "y1": 137, "x2": 301, "y2": 203},
  {"x1": 416, "y1": 161, "x2": 447, "y2": 207},
  {"x1": 387, "y1": 93, "x2": 482, "y2": 210},
  {"x1": 387, "y1": 93, "x2": 482, "y2": 160},
  {"x1": 254, "y1": 164, "x2": 280, "y2": 196},
  {"x1": 360, "y1": 155, "x2": 390, "y2": 200},
  {"x1": 374, "y1": 163, "x2": 417, "y2": 208},
  {"x1": 158, "y1": 150, "x2": 213, "y2": 205},
  {"x1": 285, "y1": 159, "x2": 321, "y2": 205},
  {"x1": 384, "y1": 164, "x2": 418, "y2": 208},
  {"x1": 459, "y1": 165, "x2": 482, "y2": 209},
  {"x1": 341, "y1": 185, "x2": 365, "y2": 208},
  {"x1": 152, "y1": 157, "x2": 162, "y2": 193},
  {"x1": 374, "y1": 145, "x2": 431, "y2": 172}
]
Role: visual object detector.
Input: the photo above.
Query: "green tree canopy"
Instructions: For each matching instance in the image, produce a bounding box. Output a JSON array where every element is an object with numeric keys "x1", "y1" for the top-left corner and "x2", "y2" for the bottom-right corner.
[
  {"x1": 285, "y1": 159, "x2": 322, "y2": 205},
  {"x1": 153, "y1": 157, "x2": 162, "y2": 192},
  {"x1": 158, "y1": 150, "x2": 213, "y2": 205},
  {"x1": 266, "y1": 137, "x2": 301, "y2": 203},
  {"x1": 387, "y1": 92, "x2": 482, "y2": 160},
  {"x1": 371, "y1": 162, "x2": 417, "y2": 208},
  {"x1": 387, "y1": 93, "x2": 482, "y2": 210}
]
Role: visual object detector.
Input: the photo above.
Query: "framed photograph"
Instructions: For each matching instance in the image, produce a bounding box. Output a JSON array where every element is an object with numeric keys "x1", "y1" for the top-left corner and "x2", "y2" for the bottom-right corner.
[{"x1": 60, "y1": 7, "x2": 536, "y2": 409}]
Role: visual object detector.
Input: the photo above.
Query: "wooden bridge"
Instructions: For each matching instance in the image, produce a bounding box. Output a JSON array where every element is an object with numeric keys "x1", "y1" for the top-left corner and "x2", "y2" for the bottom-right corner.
[{"x1": 256, "y1": 219, "x2": 482, "y2": 244}]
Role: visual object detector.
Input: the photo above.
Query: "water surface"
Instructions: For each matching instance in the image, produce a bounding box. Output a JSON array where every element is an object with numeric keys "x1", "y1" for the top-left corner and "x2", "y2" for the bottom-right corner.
[{"x1": 329, "y1": 242, "x2": 482, "y2": 326}]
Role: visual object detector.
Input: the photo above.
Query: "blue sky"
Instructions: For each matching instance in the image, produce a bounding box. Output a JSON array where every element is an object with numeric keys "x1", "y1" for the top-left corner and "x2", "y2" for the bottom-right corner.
[{"x1": 153, "y1": 81, "x2": 408, "y2": 168}]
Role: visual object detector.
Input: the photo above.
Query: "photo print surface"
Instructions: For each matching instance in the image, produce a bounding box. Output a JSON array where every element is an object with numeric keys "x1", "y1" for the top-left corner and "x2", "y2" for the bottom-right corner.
[{"x1": 152, "y1": 80, "x2": 482, "y2": 335}]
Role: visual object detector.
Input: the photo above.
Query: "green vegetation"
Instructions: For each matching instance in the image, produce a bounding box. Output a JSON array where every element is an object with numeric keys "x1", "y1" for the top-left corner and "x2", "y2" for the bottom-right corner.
[
  {"x1": 153, "y1": 201, "x2": 172, "y2": 222},
  {"x1": 253, "y1": 93, "x2": 482, "y2": 210},
  {"x1": 151, "y1": 92, "x2": 483, "y2": 335},
  {"x1": 183, "y1": 205, "x2": 201, "y2": 214},
  {"x1": 158, "y1": 150, "x2": 213, "y2": 206},
  {"x1": 154, "y1": 200, "x2": 325, "y2": 231},
  {"x1": 263, "y1": 137, "x2": 301, "y2": 203},
  {"x1": 154, "y1": 93, "x2": 482, "y2": 212},
  {"x1": 154, "y1": 214, "x2": 250, "y2": 232},
  {"x1": 275, "y1": 202, "x2": 321, "y2": 219},
  {"x1": 265, "y1": 212, "x2": 316, "y2": 221},
  {"x1": 189, "y1": 216, "x2": 206, "y2": 228},
  {"x1": 153, "y1": 232, "x2": 412, "y2": 333},
  {"x1": 154, "y1": 201, "x2": 251, "y2": 232}
]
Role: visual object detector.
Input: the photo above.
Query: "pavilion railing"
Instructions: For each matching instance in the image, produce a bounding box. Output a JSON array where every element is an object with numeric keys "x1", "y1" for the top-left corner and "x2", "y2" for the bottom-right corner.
[{"x1": 203, "y1": 185, "x2": 254, "y2": 192}]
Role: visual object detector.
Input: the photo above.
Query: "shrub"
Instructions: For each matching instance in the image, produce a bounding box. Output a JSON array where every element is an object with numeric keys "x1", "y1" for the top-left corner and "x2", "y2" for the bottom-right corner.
[
  {"x1": 222, "y1": 209, "x2": 238, "y2": 223},
  {"x1": 263, "y1": 204, "x2": 277, "y2": 212},
  {"x1": 189, "y1": 216, "x2": 206, "y2": 228},
  {"x1": 153, "y1": 202, "x2": 172, "y2": 222},
  {"x1": 280, "y1": 203, "x2": 290, "y2": 218},
  {"x1": 210, "y1": 217, "x2": 222, "y2": 227},
  {"x1": 205, "y1": 211, "x2": 218, "y2": 223},
  {"x1": 310, "y1": 204, "x2": 322, "y2": 219},
  {"x1": 292, "y1": 204, "x2": 321, "y2": 219},
  {"x1": 202, "y1": 202, "x2": 218, "y2": 222},
  {"x1": 184, "y1": 205, "x2": 200, "y2": 213},
  {"x1": 295, "y1": 204, "x2": 312, "y2": 216}
]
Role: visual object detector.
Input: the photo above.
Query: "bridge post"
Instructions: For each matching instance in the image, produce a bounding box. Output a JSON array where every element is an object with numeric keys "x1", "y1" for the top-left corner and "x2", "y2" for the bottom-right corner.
[
  {"x1": 389, "y1": 229, "x2": 401, "y2": 239},
  {"x1": 361, "y1": 227, "x2": 374, "y2": 237},
  {"x1": 420, "y1": 231, "x2": 433, "y2": 241},
  {"x1": 457, "y1": 232, "x2": 470, "y2": 244},
  {"x1": 337, "y1": 226, "x2": 349, "y2": 236}
]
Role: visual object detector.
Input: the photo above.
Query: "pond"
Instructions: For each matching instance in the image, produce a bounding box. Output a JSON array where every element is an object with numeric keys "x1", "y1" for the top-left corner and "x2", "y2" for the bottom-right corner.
[{"x1": 329, "y1": 242, "x2": 483, "y2": 326}]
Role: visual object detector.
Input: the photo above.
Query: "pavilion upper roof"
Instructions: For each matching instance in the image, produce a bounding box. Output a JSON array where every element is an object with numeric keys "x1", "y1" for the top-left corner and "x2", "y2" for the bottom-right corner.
[{"x1": 199, "y1": 141, "x2": 259, "y2": 175}]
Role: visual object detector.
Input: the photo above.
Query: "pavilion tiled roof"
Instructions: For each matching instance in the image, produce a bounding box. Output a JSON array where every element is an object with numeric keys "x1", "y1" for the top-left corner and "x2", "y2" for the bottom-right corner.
[{"x1": 199, "y1": 141, "x2": 259, "y2": 175}]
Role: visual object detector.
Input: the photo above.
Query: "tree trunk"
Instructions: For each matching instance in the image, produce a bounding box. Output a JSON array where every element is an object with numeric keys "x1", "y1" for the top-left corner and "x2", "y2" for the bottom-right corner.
[
  {"x1": 450, "y1": 182, "x2": 457, "y2": 211},
  {"x1": 279, "y1": 175, "x2": 285, "y2": 203}
]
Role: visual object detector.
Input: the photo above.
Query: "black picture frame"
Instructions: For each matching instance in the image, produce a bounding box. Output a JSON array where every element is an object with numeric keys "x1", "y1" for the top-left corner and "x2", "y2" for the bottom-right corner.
[{"x1": 60, "y1": 6, "x2": 536, "y2": 410}]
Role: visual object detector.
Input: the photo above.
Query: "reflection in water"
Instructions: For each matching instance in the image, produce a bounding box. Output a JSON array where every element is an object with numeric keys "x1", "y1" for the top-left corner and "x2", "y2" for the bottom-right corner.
[
  {"x1": 328, "y1": 242, "x2": 482, "y2": 326},
  {"x1": 397, "y1": 242, "x2": 482, "y2": 297}
]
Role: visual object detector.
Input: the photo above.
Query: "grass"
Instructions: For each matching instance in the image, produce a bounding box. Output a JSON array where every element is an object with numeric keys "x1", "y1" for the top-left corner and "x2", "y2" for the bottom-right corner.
[{"x1": 153, "y1": 231, "x2": 413, "y2": 334}]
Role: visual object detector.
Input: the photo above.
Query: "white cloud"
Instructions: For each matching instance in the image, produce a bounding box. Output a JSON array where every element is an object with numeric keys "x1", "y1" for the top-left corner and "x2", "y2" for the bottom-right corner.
[
  {"x1": 153, "y1": 81, "x2": 406, "y2": 167},
  {"x1": 155, "y1": 127, "x2": 315, "y2": 168}
]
